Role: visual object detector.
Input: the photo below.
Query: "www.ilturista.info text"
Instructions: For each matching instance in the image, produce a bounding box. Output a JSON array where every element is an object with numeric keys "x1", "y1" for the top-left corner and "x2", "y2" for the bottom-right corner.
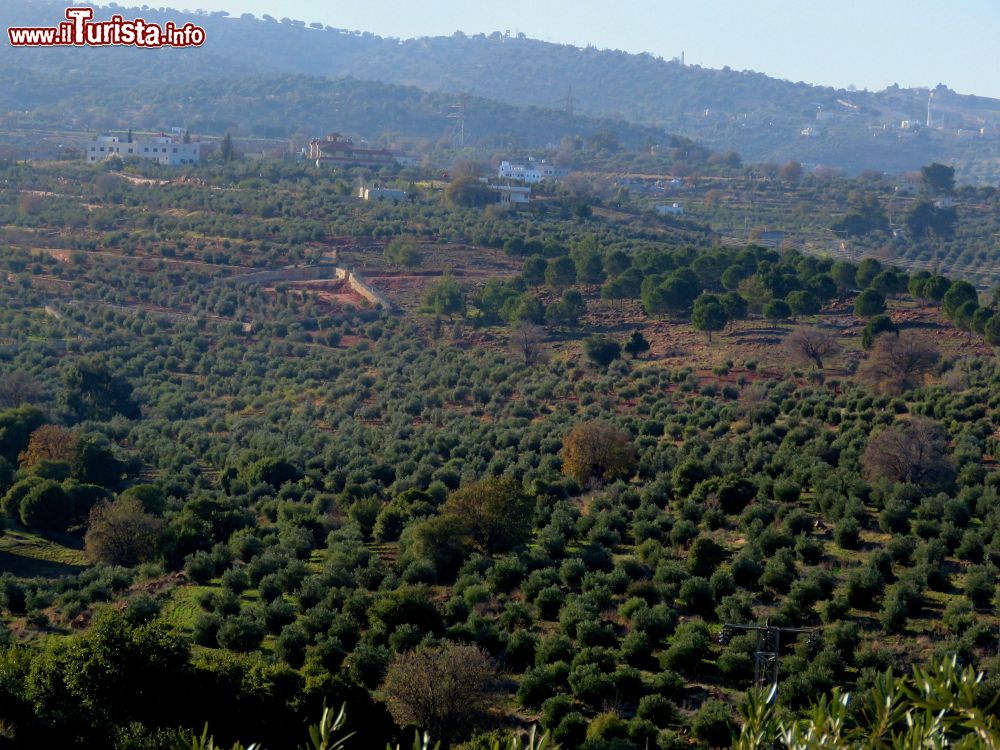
[{"x1": 8, "y1": 7, "x2": 206, "y2": 48}]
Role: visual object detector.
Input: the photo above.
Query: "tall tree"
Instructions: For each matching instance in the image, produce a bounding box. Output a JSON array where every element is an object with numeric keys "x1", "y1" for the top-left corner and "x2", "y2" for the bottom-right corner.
[
  {"x1": 220, "y1": 133, "x2": 235, "y2": 162},
  {"x1": 858, "y1": 333, "x2": 940, "y2": 395},
  {"x1": 544, "y1": 257, "x2": 577, "y2": 290},
  {"x1": 440, "y1": 477, "x2": 534, "y2": 553},
  {"x1": 692, "y1": 295, "x2": 728, "y2": 342},
  {"x1": 854, "y1": 289, "x2": 886, "y2": 318},
  {"x1": 624, "y1": 330, "x2": 650, "y2": 358},
  {"x1": 920, "y1": 162, "x2": 955, "y2": 194},
  {"x1": 562, "y1": 419, "x2": 636, "y2": 484},
  {"x1": 509, "y1": 323, "x2": 547, "y2": 367},
  {"x1": 85, "y1": 497, "x2": 164, "y2": 566},
  {"x1": 379, "y1": 642, "x2": 498, "y2": 743},
  {"x1": 785, "y1": 328, "x2": 840, "y2": 369},
  {"x1": 863, "y1": 417, "x2": 953, "y2": 488},
  {"x1": 420, "y1": 277, "x2": 464, "y2": 318}
]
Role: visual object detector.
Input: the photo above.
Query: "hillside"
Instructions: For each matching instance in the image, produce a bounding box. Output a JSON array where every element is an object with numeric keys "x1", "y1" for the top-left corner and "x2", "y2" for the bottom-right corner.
[
  {"x1": 0, "y1": 69, "x2": 672, "y2": 152},
  {"x1": 5, "y1": 0, "x2": 1000, "y2": 180},
  {"x1": 1, "y1": 155, "x2": 1000, "y2": 748}
]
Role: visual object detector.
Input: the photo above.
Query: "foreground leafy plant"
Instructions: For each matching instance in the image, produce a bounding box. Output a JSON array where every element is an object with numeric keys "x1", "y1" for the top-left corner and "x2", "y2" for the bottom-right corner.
[
  {"x1": 174, "y1": 704, "x2": 555, "y2": 750},
  {"x1": 734, "y1": 656, "x2": 1000, "y2": 749}
]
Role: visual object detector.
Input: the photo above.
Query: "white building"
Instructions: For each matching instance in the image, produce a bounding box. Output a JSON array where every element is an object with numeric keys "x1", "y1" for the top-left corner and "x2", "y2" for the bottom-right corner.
[
  {"x1": 358, "y1": 185, "x2": 408, "y2": 201},
  {"x1": 86, "y1": 135, "x2": 200, "y2": 166},
  {"x1": 655, "y1": 203, "x2": 684, "y2": 216},
  {"x1": 497, "y1": 159, "x2": 567, "y2": 184},
  {"x1": 489, "y1": 184, "x2": 531, "y2": 206}
]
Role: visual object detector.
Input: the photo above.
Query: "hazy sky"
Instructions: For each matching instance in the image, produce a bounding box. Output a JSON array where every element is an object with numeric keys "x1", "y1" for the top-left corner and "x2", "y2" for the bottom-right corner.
[{"x1": 176, "y1": 0, "x2": 1000, "y2": 98}]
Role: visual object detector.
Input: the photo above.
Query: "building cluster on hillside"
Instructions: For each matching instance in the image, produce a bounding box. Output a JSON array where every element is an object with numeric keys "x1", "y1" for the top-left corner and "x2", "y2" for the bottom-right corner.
[
  {"x1": 85, "y1": 135, "x2": 201, "y2": 166},
  {"x1": 497, "y1": 159, "x2": 568, "y2": 183},
  {"x1": 309, "y1": 133, "x2": 418, "y2": 168}
]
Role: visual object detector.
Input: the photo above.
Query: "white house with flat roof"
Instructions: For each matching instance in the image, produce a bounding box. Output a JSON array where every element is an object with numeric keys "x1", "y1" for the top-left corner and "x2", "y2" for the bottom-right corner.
[
  {"x1": 498, "y1": 159, "x2": 567, "y2": 184},
  {"x1": 489, "y1": 184, "x2": 531, "y2": 206},
  {"x1": 86, "y1": 135, "x2": 200, "y2": 166}
]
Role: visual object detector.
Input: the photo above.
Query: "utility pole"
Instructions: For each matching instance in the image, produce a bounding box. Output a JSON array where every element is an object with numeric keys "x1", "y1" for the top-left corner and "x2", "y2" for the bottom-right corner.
[
  {"x1": 448, "y1": 95, "x2": 469, "y2": 148},
  {"x1": 718, "y1": 620, "x2": 819, "y2": 694}
]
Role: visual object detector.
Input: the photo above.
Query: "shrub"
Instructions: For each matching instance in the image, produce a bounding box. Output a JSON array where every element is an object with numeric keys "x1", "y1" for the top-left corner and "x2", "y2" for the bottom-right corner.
[
  {"x1": 19, "y1": 480, "x2": 73, "y2": 531},
  {"x1": 637, "y1": 694, "x2": 679, "y2": 727},
  {"x1": 587, "y1": 712, "x2": 629, "y2": 741},
  {"x1": 192, "y1": 611, "x2": 222, "y2": 647},
  {"x1": 216, "y1": 614, "x2": 265, "y2": 652},
  {"x1": 275, "y1": 623, "x2": 309, "y2": 668},
  {"x1": 123, "y1": 593, "x2": 161, "y2": 625},
  {"x1": 583, "y1": 335, "x2": 622, "y2": 369},
  {"x1": 854, "y1": 289, "x2": 886, "y2": 317},
  {"x1": 691, "y1": 699, "x2": 736, "y2": 748}
]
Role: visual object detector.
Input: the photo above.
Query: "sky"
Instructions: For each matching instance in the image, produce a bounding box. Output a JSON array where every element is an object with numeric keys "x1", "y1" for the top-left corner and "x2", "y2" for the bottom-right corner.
[{"x1": 175, "y1": 0, "x2": 1000, "y2": 99}]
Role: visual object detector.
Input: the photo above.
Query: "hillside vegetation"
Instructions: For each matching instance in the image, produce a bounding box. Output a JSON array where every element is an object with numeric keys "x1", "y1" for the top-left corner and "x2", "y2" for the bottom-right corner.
[
  {"x1": 0, "y1": 153, "x2": 999, "y2": 749},
  {"x1": 5, "y1": 0, "x2": 1000, "y2": 180}
]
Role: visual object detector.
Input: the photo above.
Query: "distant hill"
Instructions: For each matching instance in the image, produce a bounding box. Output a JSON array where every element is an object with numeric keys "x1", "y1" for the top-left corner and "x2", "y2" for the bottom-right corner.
[
  {"x1": 0, "y1": 68, "x2": 669, "y2": 152},
  {"x1": 4, "y1": 0, "x2": 1000, "y2": 181}
]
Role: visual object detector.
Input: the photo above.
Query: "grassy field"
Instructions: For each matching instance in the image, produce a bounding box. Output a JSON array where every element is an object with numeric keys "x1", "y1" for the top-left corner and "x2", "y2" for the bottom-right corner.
[
  {"x1": 159, "y1": 584, "x2": 215, "y2": 633},
  {"x1": 0, "y1": 528, "x2": 87, "y2": 578}
]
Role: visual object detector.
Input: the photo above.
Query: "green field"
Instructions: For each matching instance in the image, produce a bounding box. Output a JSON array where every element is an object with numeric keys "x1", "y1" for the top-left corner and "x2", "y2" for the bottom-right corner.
[{"x1": 0, "y1": 528, "x2": 87, "y2": 578}]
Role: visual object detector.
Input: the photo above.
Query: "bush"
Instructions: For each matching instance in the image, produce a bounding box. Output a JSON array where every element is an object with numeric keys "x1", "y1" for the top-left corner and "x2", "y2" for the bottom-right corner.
[
  {"x1": 964, "y1": 566, "x2": 996, "y2": 609},
  {"x1": 123, "y1": 593, "x2": 161, "y2": 625},
  {"x1": 192, "y1": 611, "x2": 222, "y2": 647},
  {"x1": 220, "y1": 567, "x2": 250, "y2": 594},
  {"x1": 184, "y1": 551, "x2": 216, "y2": 583},
  {"x1": 854, "y1": 289, "x2": 886, "y2": 317},
  {"x1": 678, "y1": 577, "x2": 715, "y2": 616},
  {"x1": 834, "y1": 516, "x2": 861, "y2": 550},
  {"x1": 19, "y1": 480, "x2": 72, "y2": 531},
  {"x1": 687, "y1": 536, "x2": 727, "y2": 577},
  {"x1": 587, "y1": 712, "x2": 629, "y2": 742},
  {"x1": 540, "y1": 695, "x2": 574, "y2": 730},
  {"x1": 691, "y1": 699, "x2": 736, "y2": 748},
  {"x1": 275, "y1": 623, "x2": 308, "y2": 668},
  {"x1": 636, "y1": 694, "x2": 680, "y2": 727},
  {"x1": 554, "y1": 712, "x2": 588, "y2": 748},
  {"x1": 763, "y1": 300, "x2": 791, "y2": 320},
  {"x1": 583, "y1": 336, "x2": 622, "y2": 368},
  {"x1": 569, "y1": 663, "x2": 617, "y2": 709},
  {"x1": 216, "y1": 614, "x2": 265, "y2": 652},
  {"x1": 660, "y1": 622, "x2": 710, "y2": 676}
]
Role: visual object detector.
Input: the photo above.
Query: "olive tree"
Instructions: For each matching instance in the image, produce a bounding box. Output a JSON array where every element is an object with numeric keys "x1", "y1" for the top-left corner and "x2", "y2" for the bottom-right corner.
[{"x1": 379, "y1": 641, "x2": 498, "y2": 742}]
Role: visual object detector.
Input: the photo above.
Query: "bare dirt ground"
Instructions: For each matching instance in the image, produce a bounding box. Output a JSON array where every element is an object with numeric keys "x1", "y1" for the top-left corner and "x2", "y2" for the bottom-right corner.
[{"x1": 271, "y1": 278, "x2": 368, "y2": 309}]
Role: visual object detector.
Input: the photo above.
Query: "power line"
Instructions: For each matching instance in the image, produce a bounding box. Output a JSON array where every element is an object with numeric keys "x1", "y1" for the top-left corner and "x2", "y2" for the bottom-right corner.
[{"x1": 718, "y1": 619, "x2": 820, "y2": 693}]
